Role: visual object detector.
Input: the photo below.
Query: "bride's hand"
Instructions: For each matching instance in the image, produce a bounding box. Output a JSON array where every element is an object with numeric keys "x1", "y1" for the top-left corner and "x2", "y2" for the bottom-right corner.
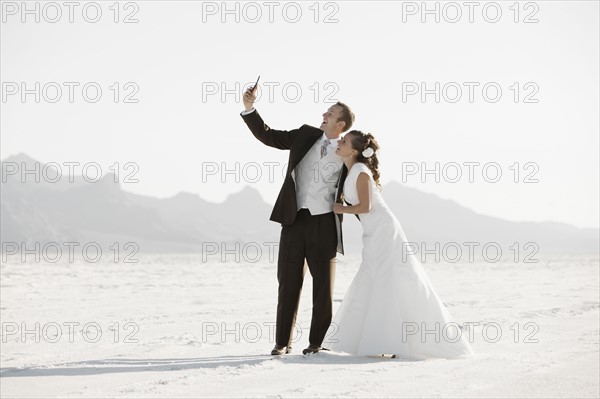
[{"x1": 333, "y1": 203, "x2": 345, "y2": 214}]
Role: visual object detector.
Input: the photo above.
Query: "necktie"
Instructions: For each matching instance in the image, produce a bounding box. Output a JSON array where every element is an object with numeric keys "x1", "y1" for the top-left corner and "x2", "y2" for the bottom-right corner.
[{"x1": 321, "y1": 139, "x2": 330, "y2": 158}]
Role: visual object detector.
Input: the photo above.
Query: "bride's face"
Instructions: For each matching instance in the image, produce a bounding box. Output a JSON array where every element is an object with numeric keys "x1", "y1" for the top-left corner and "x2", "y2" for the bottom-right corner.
[{"x1": 335, "y1": 134, "x2": 358, "y2": 158}]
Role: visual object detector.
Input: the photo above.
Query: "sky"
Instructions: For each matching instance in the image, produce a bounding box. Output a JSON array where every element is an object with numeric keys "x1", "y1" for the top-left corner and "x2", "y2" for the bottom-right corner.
[{"x1": 1, "y1": 0, "x2": 599, "y2": 228}]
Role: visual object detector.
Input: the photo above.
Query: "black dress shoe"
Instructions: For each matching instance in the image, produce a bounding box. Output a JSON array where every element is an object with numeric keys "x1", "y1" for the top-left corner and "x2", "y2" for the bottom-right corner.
[
  {"x1": 270, "y1": 345, "x2": 292, "y2": 355},
  {"x1": 302, "y1": 345, "x2": 330, "y2": 355}
]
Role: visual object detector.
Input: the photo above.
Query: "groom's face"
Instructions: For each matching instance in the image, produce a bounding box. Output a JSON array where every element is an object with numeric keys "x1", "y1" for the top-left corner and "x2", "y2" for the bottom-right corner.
[{"x1": 320, "y1": 105, "x2": 345, "y2": 134}]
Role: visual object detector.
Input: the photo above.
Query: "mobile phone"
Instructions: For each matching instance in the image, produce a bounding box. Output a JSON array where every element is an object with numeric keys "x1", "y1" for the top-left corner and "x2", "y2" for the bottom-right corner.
[{"x1": 251, "y1": 75, "x2": 260, "y2": 92}]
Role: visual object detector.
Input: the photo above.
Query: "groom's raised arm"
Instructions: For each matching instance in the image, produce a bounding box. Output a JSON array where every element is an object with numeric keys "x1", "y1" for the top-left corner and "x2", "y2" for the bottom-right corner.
[
  {"x1": 240, "y1": 109, "x2": 300, "y2": 150},
  {"x1": 240, "y1": 86, "x2": 299, "y2": 150}
]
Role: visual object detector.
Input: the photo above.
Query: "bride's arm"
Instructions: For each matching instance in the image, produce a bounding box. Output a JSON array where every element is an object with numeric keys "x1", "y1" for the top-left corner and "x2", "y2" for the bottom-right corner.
[{"x1": 333, "y1": 172, "x2": 372, "y2": 214}]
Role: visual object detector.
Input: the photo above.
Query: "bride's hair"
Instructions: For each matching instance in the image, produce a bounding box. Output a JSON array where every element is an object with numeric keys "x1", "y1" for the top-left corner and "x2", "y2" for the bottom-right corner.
[{"x1": 347, "y1": 130, "x2": 382, "y2": 191}]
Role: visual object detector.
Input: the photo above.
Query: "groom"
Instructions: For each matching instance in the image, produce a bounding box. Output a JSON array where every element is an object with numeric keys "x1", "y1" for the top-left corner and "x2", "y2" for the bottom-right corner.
[{"x1": 240, "y1": 85, "x2": 354, "y2": 355}]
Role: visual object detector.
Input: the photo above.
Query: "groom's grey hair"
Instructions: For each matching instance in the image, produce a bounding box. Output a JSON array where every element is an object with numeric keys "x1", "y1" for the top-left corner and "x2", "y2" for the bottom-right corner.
[{"x1": 336, "y1": 102, "x2": 355, "y2": 133}]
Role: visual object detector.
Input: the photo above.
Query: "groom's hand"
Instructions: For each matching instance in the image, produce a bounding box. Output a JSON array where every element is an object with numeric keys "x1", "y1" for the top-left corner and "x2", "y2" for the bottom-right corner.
[
  {"x1": 243, "y1": 85, "x2": 258, "y2": 111},
  {"x1": 333, "y1": 203, "x2": 345, "y2": 214}
]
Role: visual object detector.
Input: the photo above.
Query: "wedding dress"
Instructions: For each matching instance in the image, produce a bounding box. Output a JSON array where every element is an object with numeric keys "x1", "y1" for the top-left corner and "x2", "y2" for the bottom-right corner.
[{"x1": 328, "y1": 162, "x2": 474, "y2": 359}]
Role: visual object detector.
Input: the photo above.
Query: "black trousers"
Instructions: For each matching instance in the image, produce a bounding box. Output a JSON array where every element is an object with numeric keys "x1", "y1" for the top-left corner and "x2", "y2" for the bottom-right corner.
[{"x1": 275, "y1": 208, "x2": 338, "y2": 347}]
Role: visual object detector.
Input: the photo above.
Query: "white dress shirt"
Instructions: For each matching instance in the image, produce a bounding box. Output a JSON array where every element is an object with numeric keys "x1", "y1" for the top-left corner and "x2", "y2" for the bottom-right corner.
[{"x1": 294, "y1": 133, "x2": 343, "y2": 214}]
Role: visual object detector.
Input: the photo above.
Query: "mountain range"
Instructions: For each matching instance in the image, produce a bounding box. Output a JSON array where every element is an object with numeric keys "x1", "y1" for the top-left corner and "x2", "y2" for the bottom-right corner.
[{"x1": 1, "y1": 153, "x2": 598, "y2": 260}]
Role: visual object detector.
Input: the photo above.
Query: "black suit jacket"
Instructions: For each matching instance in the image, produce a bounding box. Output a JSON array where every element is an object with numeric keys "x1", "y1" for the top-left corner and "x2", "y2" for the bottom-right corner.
[{"x1": 241, "y1": 110, "x2": 347, "y2": 253}]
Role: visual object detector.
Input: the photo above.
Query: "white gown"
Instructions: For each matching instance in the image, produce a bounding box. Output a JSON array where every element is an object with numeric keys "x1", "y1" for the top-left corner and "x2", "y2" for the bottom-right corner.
[{"x1": 329, "y1": 162, "x2": 474, "y2": 359}]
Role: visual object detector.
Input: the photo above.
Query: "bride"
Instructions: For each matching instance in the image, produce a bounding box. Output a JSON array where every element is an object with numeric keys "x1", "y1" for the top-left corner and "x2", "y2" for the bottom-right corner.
[{"x1": 329, "y1": 130, "x2": 474, "y2": 360}]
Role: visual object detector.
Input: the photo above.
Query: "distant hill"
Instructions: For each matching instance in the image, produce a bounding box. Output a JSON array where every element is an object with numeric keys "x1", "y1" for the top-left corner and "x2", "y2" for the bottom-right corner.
[{"x1": 1, "y1": 153, "x2": 598, "y2": 260}]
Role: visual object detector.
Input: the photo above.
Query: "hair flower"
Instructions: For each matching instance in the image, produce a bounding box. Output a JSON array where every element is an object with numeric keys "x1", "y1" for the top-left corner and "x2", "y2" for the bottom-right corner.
[{"x1": 362, "y1": 147, "x2": 375, "y2": 158}]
